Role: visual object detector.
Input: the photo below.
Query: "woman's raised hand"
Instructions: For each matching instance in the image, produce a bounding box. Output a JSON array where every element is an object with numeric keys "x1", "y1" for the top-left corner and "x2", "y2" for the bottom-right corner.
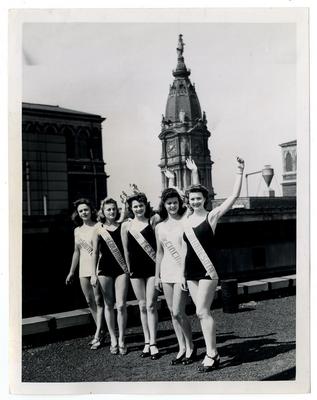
[
  {"x1": 185, "y1": 157, "x2": 197, "y2": 171},
  {"x1": 236, "y1": 157, "x2": 245, "y2": 173},
  {"x1": 164, "y1": 168, "x2": 175, "y2": 180},
  {"x1": 120, "y1": 191, "x2": 128, "y2": 205}
]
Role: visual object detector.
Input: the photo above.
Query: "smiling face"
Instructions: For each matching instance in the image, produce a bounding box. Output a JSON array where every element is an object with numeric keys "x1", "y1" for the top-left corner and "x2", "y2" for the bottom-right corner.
[
  {"x1": 188, "y1": 191, "x2": 206, "y2": 211},
  {"x1": 103, "y1": 202, "x2": 118, "y2": 222},
  {"x1": 77, "y1": 203, "x2": 92, "y2": 222},
  {"x1": 164, "y1": 196, "x2": 180, "y2": 216},
  {"x1": 131, "y1": 200, "x2": 146, "y2": 218}
]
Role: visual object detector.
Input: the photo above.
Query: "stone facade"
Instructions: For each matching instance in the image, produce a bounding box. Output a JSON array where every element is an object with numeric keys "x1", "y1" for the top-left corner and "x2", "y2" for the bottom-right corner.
[
  {"x1": 158, "y1": 35, "x2": 214, "y2": 196},
  {"x1": 279, "y1": 140, "x2": 296, "y2": 197},
  {"x1": 22, "y1": 102, "x2": 108, "y2": 216}
]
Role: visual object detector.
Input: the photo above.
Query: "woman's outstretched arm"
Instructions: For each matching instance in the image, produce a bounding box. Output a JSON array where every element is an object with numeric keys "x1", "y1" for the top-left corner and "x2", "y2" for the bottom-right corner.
[
  {"x1": 118, "y1": 193, "x2": 128, "y2": 223},
  {"x1": 209, "y1": 157, "x2": 245, "y2": 223},
  {"x1": 185, "y1": 157, "x2": 200, "y2": 185}
]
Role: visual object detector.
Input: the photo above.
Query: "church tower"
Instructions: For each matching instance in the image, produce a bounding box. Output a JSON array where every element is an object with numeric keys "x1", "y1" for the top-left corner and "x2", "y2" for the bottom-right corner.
[{"x1": 159, "y1": 34, "x2": 214, "y2": 197}]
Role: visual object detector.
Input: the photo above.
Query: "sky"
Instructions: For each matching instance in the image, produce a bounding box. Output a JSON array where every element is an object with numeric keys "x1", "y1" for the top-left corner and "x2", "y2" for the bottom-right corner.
[{"x1": 22, "y1": 21, "x2": 297, "y2": 207}]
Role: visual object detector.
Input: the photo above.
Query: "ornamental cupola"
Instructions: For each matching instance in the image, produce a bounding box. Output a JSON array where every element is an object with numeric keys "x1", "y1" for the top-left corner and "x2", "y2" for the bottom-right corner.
[{"x1": 158, "y1": 35, "x2": 214, "y2": 197}]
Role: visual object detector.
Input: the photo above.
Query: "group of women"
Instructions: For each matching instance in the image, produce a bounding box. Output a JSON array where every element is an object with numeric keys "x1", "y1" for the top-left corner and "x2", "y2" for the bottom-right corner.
[{"x1": 65, "y1": 156, "x2": 245, "y2": 372}]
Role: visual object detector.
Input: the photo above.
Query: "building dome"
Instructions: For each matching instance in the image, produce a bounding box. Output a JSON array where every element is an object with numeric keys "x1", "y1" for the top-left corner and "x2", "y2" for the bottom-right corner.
[{"x1": 164, "y1": 35, "x2": 202, "y2": 123}]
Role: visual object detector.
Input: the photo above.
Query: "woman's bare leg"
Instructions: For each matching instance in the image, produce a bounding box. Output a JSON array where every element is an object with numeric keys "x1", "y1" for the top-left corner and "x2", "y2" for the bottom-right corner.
[
  {"x1": 130, "y1": 278, "x2": 150, "y2": 348},
  {"x1": 114, "y1": 273, "x2": 129, "y2": 347},
  {"x1": 98, "y1": 275, "x2": 117, "y2": 347},
  {"x1": 162, "y1": 283, "x2": 186, "y2": 358}
]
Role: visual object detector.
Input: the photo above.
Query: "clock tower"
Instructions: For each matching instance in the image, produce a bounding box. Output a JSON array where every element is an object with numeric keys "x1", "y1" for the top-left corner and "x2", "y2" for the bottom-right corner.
[{"x1": 159, "y1": 35, "x2": 214, "y2": 197}]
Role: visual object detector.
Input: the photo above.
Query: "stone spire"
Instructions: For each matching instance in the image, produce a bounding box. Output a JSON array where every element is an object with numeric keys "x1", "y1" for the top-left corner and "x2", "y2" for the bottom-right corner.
[
  {"x1": 164, "y1": 34, "x2": 202, "y2": 124},
  {"x1": 173, "y1": 34, "x2": 191, "y2": 78},
  {"x1": 158, "y1": 35, "x2": 214, "y2": 198}
]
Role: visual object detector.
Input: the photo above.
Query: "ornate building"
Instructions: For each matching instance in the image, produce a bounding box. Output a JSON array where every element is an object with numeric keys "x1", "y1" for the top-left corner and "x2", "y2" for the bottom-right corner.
[
  {"x1": 158, "y1": 35, "x2": 214, "y2": 197},
  {"x1": 279, "y1": 140, "x2": 297, "y2": 197},
  {"x1": 22, "y1": 102, "x2": 108, "y2": 215},
  {"x1": 22, "y1": 102, "x2": 109, "y2": 317}
]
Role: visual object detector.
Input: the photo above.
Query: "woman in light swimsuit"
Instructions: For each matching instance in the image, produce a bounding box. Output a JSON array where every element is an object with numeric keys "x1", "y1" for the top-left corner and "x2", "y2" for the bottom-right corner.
[
  {"x1": 65, "y1": 198, "x2": 104, "y2": 349},
  {"x1": 154, "y1": 158, "x2": 200, "y2": 366}
]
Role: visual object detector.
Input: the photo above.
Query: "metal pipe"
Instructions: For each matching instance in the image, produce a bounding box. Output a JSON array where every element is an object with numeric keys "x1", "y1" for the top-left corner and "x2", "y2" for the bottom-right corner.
[
  {"x1": 25, "y1": 162, "x2": 31, "y2": 216},
  {"x1": 43, "y1": 194, "x2": 47, "y2": 216},
  {"x1": 245, "y1": 170, "x2": 262, "y2": 197}
]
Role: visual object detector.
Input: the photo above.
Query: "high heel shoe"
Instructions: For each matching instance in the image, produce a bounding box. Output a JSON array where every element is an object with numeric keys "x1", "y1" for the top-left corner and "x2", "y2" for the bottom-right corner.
[
  {"x1": 90, "y1": 337, "x2": 102, "y2": 350},
  {"x1": 109, "y1": 344, "x2": 119, "y2": 355},
  {"x1": 119, "y1": 344, "x2": 128, "y2": 355},
  {"x1": 198, "y1": 353, "x2": 220, "y2": 373},
  {"x1": 170, "y1": 351, "x2": 186, "y2": 365},
  {"x1": 150, "y1": 344, "x2": 160, "y2": 360},
  {"x1": 140, "y1": 343, "x2": 150, "y2": 358},
  {"x1": 182, "y1": 346, "x2": 197, "y2": 365}
]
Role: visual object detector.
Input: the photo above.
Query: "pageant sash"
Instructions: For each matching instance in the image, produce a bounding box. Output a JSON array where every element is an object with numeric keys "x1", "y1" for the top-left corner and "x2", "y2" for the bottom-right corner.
[
  {"x1": 129, "y1": 228, "x2": 156, "y2": 262},
  {"x1": 77, "y1": 237, "x2": 93, "y2": 256},
  {"x1": 184, "y1": 225, "x2": 218, "y2": 279},
  {"x1": 99, "y1": 228, "x2": 128, "y2": 273},
  {"x1": 161, "y1": 238, "x2": 181, "y2": 265}
]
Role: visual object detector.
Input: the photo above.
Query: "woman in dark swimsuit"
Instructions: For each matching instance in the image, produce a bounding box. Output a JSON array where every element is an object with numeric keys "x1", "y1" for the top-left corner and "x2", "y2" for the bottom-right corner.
[
  {"x1": 121, "y1": 192, "x2": 161, "y2": 360},
  {"x1": 91, "y1": 197, "x2": 129, "y2": 355},
  {"x1": 182, "y1": 157, "x2": 244, "y2": 372}
]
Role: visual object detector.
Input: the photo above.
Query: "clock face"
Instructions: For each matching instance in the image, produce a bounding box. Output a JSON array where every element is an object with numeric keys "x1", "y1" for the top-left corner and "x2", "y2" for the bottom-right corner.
[{"x1": 167, "y1": 141, "x2": 177, "y2": 156}]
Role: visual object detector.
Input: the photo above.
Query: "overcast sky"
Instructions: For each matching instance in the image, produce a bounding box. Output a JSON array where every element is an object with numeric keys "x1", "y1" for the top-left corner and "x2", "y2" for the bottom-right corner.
[{"x1": 23, "y1": 21, "x2": 297, "y2": 207}]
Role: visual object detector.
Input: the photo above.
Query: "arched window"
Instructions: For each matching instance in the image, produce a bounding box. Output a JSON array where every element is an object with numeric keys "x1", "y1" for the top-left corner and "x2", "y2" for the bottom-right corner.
[
  {"x1": 77, "y1": 129, "x2": 90, "y2": 159},
  {"x1": 285, "y1": 151, "x2": 293, "y2": 172},
  {"x1": 91, "y1": 128, "x2": 102, "y2": 160},
  {"x1": 64, "y1": 127, "x2": 75, "y2": 159}
]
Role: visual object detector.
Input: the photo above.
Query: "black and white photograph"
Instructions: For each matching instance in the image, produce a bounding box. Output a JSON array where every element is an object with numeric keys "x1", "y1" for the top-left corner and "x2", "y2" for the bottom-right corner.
[{"x1": 8, "y1": 6, "x2": 310, "y2": 396}]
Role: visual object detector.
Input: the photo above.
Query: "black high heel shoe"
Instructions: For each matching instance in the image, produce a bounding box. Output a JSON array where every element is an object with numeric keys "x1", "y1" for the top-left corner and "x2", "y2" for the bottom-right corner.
[
  {"x1": 170, "y1": 351, "x2": 186, "y2": 365},
  {"x1": 198, "y1": 353, "x2": 220, "y2": 373},
  {"x1": 140, "y1": 343, "x2": 150, "y2": 358},
  {"x1": 182, "y1": 346, "x2": 197, "y2": 365},
  {"x1": 150, "y1": 344, "x2": 160, "y2": 360}
]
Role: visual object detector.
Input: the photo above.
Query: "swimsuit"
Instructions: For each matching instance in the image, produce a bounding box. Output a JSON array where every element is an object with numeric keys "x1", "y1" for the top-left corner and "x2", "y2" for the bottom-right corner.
[
  {"x1": 75, "y1": 225, "x2": 95, "y2": 278},
  {"x1": 127, "y1": 222, "x2": 156, "y2": 278},
  {"x1": 97, "y1": 224, "x2": 127, "y2": 278},
  {"x1": 157, "y1": 222, "x2": 183, "y2": 283},
  {"x1": 183, "y1": 216, "x2": 217, "y2": 281}
]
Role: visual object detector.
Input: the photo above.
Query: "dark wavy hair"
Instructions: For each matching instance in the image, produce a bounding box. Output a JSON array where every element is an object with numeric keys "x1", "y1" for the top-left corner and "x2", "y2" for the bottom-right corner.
[
  {"x1": 185, "y1": 184, "x2": 210, "y2": 209},
  {"x1": 127, "y1": 192, "x2": 152, "y2": 219},
  {"x1": 98, "y1": 197, "x2": 120, "y2": 223},
  {"x1": 158, "y1": 188, "x2": 187, "y2": 220},
  {"x1": 71, "y1": 198, "x2": 97, "y2": 226}
]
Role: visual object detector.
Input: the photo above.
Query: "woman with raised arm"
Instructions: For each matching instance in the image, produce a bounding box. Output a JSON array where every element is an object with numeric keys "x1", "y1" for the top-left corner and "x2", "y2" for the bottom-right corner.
[
  {"x1": 65, "y1": 198, "x2": 104, "y2": 350},
  {"x1": 182, "y1": 157, "x2": 245, "y2": 372},
  {"x1": 154, "y1": 158, "x2": 200, "y2": 366},
  {"x1": 121, "y1": 190, "x2": 161, "y2": 360},
  {"x1": 90, "y1": 197, "x2": 129, "y2": 355}
]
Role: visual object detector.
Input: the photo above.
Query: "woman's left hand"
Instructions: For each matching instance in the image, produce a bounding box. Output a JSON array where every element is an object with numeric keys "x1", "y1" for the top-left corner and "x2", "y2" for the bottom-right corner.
[
  {"x1": 155, "y1": 277, "x2": 162, "y2": 292},
  {"x1": 181, "y1": 277, "x2": 188, "y2": 291},
  {"x1": 237, "y1": 157, "x2": 245, "y2": 172},
  {"x1": 164, "y1": 168, "x2": 175, "y2": 180},
  {"x1": 185, "y1": 156, "x2": 197, "y2": 171},
  {"x1": 90, "y1": 275, "x2": 97, "y2": 287}
]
